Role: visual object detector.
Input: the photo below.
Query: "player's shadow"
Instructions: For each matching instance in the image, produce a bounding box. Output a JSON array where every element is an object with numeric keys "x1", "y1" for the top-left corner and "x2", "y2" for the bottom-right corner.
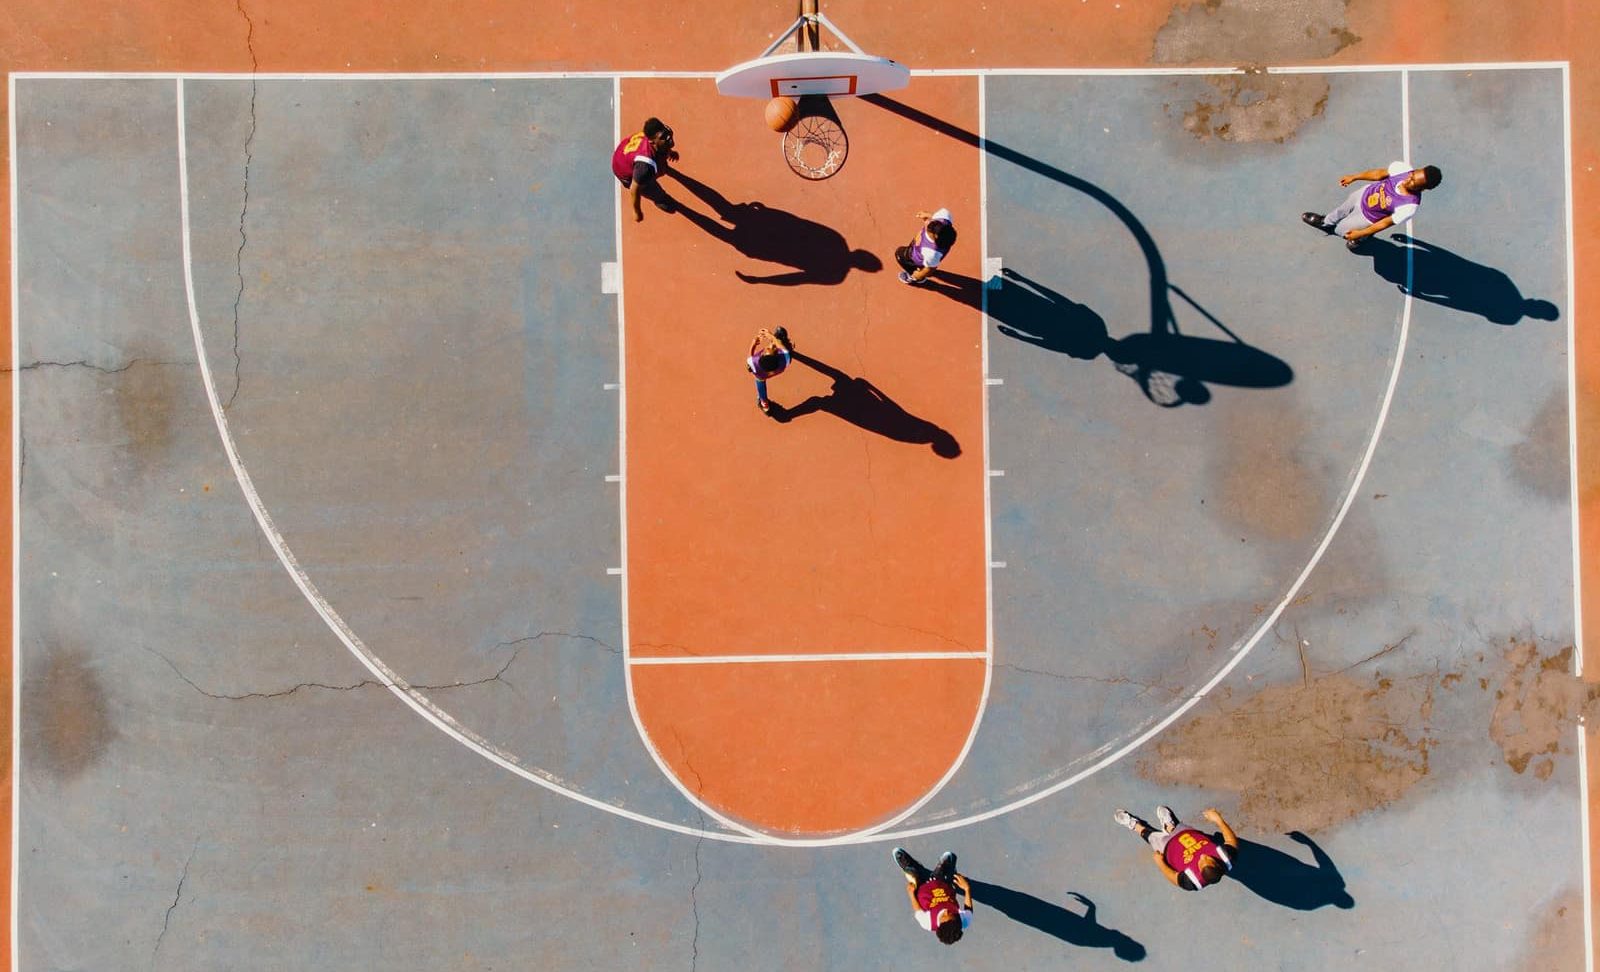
[
  {"x1": 662, "y1": 169, "x2": 881, "y2": 285},
  {"x1": 1360, "y1": 234, "x2": 1560, "y2": 326},
  {"x1": 922, "y1": 267, "x2": 1291, "y2": 407},
  {"x1": 770, "y1": 351, "x2": 960, "y2": 458},
  {"x1": 967, "y1": 881, "x2": 1146, "y2": 961},
  {"x1": 861, "y1": 95, "x2": 1292, "y2": 406},
  {"x1": 863, "y1": 95, "x2": 1175, "y2": 338},
  {"x1": 1232, "y1": 832, "x2": 1355, "y2": 911}
]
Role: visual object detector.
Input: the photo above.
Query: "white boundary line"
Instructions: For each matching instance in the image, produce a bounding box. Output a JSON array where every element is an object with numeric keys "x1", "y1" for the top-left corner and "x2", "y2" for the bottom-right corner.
[
  {"x1": 630, "y1": 651, "x2": 987, "y2": 666},
  {"x1": 1564, "y1": 59, "x2": 1593, "y2": 972},
  {"x1": 1566, "y1": 60, "x2": 1584, "y2": 680},
  {"x1": 8, "y1": 70, "x2": 21, "y2": 972},
  {"x1": 7, "y1": 61, "x2": 1567, "y2": 81},
  {"x1": 607, "y1": 80, "x2": 768, "y2": 842}
]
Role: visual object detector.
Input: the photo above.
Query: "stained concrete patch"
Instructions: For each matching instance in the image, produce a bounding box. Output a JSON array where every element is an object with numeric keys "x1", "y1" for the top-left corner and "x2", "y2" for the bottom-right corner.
[
  {"x1": 1138, "y1": 666, "x2": 1433, "y2": 832},
  {"x1": 24, "y1": 647, "x2": 117, "y2": 782},
  {"x1": 1286, "y1": 507, "x2": 1389, "y2": 617},
  {"x1": 1204, "y1": 391, "x2": 1329, "y2": 542},
  {"x1": 1154, "y1": 0, "x2": 1360, "y2": 64},
  {"x1": 1506, "y1": 389, "x2": 1571, "y2": 502},
  {"x1": 1170, "y1": 74, "x2": 1331, "y2": 144},
  {"x1": 111, "y1": 359, "x2": 182, "y2": 467},
  {"x1": 1515, "y1": 889, "x2": 1584, "y2": 972},
  {"x1": 1154, "y1": 0, "x2": 1359, "y2": 144},
  {"x1": 1488, "y1": 640, "x2": 1597, "y2": 780}
]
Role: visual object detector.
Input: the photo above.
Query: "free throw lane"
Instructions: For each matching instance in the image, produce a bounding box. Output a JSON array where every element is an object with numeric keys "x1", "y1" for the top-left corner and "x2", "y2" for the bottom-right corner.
[{"x1": 620, "y1": 76, "x2": 987, "y2": 835}]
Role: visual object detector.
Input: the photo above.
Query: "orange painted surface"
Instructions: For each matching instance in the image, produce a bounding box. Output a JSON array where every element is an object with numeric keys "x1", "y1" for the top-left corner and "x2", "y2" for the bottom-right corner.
[
  {"x1": 632, "y1": 659, "x2": 984, "y2": 835},
  {"x1": 620, "y1": 76, "x2": 986, "y2": 832},
  {"x1": 1, "y1": 0, "x2": 1598, "y2": 954}
]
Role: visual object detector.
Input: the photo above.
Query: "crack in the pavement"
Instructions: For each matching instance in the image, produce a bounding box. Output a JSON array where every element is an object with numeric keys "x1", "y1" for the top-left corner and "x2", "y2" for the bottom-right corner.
[
  {"x1": 994, "y1": 662, "x2": 1182, "y2": 699},
  {"x1": 227, "y1": 0, "x2": 259, "y2": 410},
  {"x1": 495, "y1": 630, "x2": 621, "y2": 655},
  {"x1": 11, "y1": 357, "x2": 180, "y2": 374},
  {"x1": 670, "y1": 732, "x2": 707, "y2": 972},
  {"x1": 145, "y1": 640, "x2": 533, "y2": 701},
  {"x1": 841, "y1": 612, "x2": 977, "y2": 652},
  {"x1": 151, "y1": 839, "x2": 198, "y2": 966}
]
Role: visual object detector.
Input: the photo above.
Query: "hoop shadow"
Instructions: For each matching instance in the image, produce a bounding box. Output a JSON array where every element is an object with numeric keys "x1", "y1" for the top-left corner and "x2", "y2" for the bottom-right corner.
[
  {"x1": 966, "y1": 881, "x2": 1146, "y2": 961},
  {"x1": 662, "y1": 169, "x2": 880, "y2": 285},
  {"x1": 863, "y1": 95, "x2": 1291, "y2": 406},
  {"x1": 1361, "y1": 234, "x2": 1560, "y2": 326},
  {"x1": 923, "y1": 267, "x2": 1291, "y2": 406},
  {"x1": 863, "y1": 94, "x2": 1173, "y2": 335},
  {"x1": 1231, "y1": 832, "x2": 1355, "y2": 911},
  {"x1": 771, "y1": 351, "x2": 960, "y2": 458}
]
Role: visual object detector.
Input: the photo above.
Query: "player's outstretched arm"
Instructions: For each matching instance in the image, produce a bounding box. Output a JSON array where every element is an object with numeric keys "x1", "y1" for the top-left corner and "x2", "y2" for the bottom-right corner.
[
  {"x1": 1340, "y1": 168, "x2": 1390, "y2": 186},
  {"x1": 1203, "y1": 808, "x2": 1240, "y2": 851},
  {"x1": 953, "y1": 874, "x2": 973, "y2": 909}
]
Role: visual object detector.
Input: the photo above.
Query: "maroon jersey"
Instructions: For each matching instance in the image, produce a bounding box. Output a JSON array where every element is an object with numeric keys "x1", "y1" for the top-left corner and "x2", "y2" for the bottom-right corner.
[
  {"x1": 611, "y1": 131, "x2": 659, "y2": 184},
  {"x1": 915, "y1": 879, "x2": 960, "y2": 930},
  {"x1": 1163, "y1": 828, "x2": 1233, "y2": 889}
]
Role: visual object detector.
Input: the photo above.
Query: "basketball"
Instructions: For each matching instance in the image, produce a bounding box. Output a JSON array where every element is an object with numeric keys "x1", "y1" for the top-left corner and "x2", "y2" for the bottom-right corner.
[{"x1": 765, "y1": 96, "x2": 799, "y2": 133}]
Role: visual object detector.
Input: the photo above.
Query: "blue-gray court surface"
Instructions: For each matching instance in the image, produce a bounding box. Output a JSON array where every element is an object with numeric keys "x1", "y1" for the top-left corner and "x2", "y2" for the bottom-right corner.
[{"x1": 11, "y1": 66, "x2": 1579, "y2": 969}]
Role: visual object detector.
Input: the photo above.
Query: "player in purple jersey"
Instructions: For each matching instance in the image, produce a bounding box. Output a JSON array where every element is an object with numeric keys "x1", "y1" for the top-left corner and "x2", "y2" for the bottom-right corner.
[
  {"x1": 894, "y1": 209, "x2": 957, "y2": 284},
  {"x1": 1303, "y1": 162, "x2": 1442, "y2": 251}
]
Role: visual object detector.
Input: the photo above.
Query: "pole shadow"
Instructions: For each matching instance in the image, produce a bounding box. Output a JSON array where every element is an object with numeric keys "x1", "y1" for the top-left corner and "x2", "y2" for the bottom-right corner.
[
  {"x1": 1231, "y1": 832, "x2": 1355, "y2": 911},
  {"x1": 1362, "y1": 234, "x2": 1560, "y2": 326},
  {"x1": 863, "y1": 95, "x2": 1291, "y2": 406},
  {"x1": 661, "y1": 169, "x2": 881, "y2": 286},
  {"x1": 862, "y1": 93, "x2": 1174, "y2": 334},
  {"x1": 924, "y1": 267, "x2": 1291, "y2": 407},
  {"x1": 770, "y1": 351, "x2": 961, "y2": 458},
  {"x1": 967, "y1": 880, "x2": 1146, "y2": 962}
]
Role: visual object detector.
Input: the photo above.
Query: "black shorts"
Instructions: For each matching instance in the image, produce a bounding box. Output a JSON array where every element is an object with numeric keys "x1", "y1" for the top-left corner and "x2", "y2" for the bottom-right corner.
[{"x1": 894, "y1": 245, "x2": 919, "y2": 274}]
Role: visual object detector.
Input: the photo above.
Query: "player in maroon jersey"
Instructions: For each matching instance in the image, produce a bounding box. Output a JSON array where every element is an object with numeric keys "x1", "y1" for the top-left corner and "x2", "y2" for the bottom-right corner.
[
  {"x1": 893, "y1": 847, "x2": 973, "y2": 944},
  {"x1": 1114, "y1": 805, "x2": 1239, "y2": 891},
  {"x1": 612, "y1": 117, "x2": 679, "y2": 222}
]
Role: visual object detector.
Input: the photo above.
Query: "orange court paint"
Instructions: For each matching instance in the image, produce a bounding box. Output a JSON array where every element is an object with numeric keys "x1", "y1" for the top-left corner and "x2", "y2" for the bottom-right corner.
[{"x1": 619, "y1": 76, "x2": 987, "y2": 834}]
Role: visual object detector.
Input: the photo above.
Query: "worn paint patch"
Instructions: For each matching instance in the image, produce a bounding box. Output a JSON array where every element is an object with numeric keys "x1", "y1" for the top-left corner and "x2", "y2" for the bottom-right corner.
[
  {"x1": 25, "y1": 647, "x2": 117, "y2": 782},
  {"x1": 1154, "y1": 0, "x2": 1358, "y2": 143},
  {"x1": 1488, "y1": 640, "x2": 1598, "y2": 779},
  {"x1": 1514, "y1": 888, "x2": 1584, "y2": 972},
  {"x1": 1205, "y1": 391, "x2": 1329, "y2": 543},
  {"x1": 112, "y1": 359, "x2": 180, "y2": 467},
  {"x1": 1154, "y1": 0, "x2": 1360, "y2": 64},
  {"x1": 1138, "y1": 667, "x2": 1432, "y2": 832},
  {"x1": 1172, "y1": 74, "x2": 1331, "y2": 144},
  {"x1": 1507, "y1": 389, "x2": 1572, "y2": 502}
]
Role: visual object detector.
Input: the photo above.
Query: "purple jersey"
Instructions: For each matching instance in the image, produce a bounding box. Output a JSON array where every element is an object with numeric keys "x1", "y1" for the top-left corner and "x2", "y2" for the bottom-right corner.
[{"x1": 1359, "y1": 171, "x2": 1420, "y2": 222}]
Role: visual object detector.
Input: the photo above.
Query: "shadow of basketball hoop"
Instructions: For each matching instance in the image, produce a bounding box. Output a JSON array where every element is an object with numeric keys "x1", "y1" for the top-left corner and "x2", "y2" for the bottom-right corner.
[
  {"x1": 922, "y1": 268, "x2": 1292, "y2": 407},
  {"x1": 861, "y1": 93, "x2": 1294, "y2": 407}
]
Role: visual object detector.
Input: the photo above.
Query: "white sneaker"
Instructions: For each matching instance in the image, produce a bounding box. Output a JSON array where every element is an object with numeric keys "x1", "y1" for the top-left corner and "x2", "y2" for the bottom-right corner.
[
  {"x1": 1156, "y1": 806, "x2": 1178, "y2": 832},
  {"x1": 1112, "y1": 809, "x2": 1138, "y2": 831}
]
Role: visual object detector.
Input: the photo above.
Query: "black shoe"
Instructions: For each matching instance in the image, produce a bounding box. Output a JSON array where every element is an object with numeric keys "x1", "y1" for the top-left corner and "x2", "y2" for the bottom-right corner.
[
  {"x1": 893, "y1": 847, "x2": 926, "y2": 882},
  {"x1": 1346, "y1": 237, "x2": 1368, "y2": 252},
  {"x1": 1301, "y1": 212, "x2": 1326, "y2": 229}
]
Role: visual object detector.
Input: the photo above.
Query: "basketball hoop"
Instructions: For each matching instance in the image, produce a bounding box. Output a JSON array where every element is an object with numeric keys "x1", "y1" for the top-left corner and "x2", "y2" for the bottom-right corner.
[
  {"x1": 783, "y1": 100, "x2": 848, "y2": 180},
  {"x1": 716, "y1": 10, "x2": 907, "y2": 181}
]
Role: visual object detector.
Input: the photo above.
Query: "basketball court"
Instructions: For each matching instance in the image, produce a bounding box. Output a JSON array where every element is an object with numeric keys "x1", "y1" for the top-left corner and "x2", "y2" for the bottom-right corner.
[{"x1": 4, "y1": 1, "x2": 1598, "y2": 969}]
